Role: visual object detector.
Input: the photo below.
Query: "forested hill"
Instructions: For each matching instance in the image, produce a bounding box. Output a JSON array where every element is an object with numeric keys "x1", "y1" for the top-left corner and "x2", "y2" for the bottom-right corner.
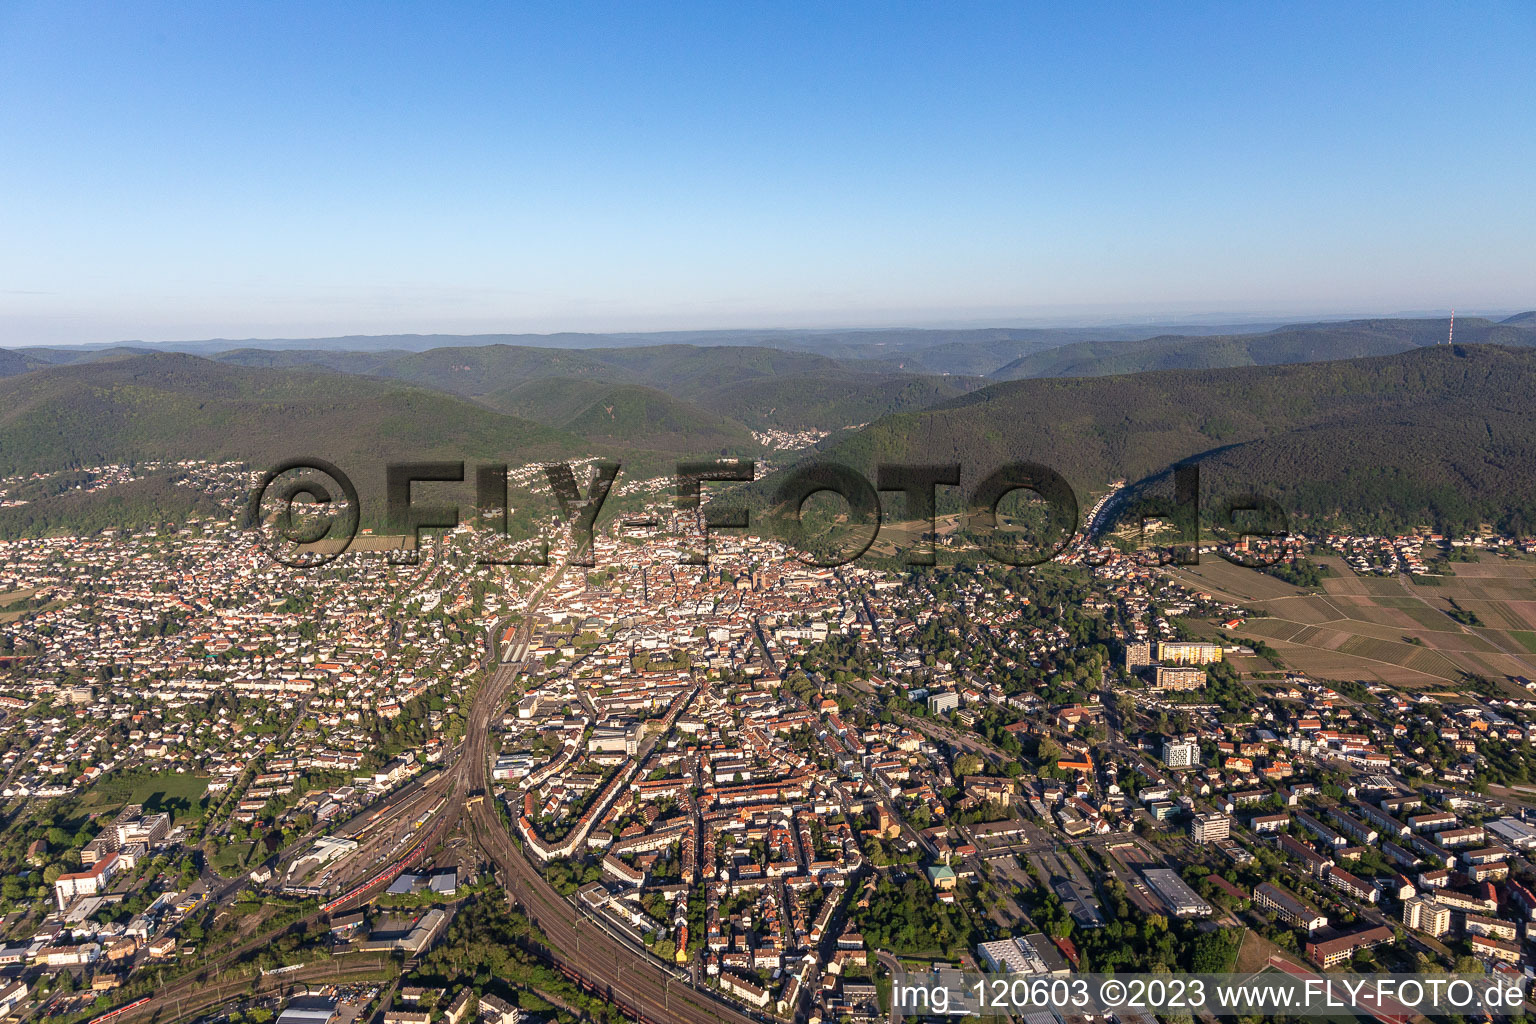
[
  {"x1": 479, "y1": 378, "x2": 755, "y2": 453},
  {"x1": 790, "y1": 344, "x2": 1536, "y2": 535},
  {"x1": 211, "y1": 342, "x2": 980, "y2": 433},
  {"x1": 0, "y1": 353, "x2": 588, "y2": 526},
  {"x1": 990, "y1": 316, "x2": 1536, "y2": 380},
  {"x1": 0, "y1": 320, "x2": 1296, "y2": 376},
  {"x1": 5, "y1": 337, "x2": 1536, "y2": 538}
]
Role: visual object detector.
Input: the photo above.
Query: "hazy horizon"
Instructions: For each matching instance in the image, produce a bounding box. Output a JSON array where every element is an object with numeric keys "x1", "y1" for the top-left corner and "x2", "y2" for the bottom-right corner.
[
  {"x1": 4, "y1": 306, "x2": 1532, "y2": 351},
  {"x1": 3, "y1": 3, "x2": 1533, "y2": 347}
]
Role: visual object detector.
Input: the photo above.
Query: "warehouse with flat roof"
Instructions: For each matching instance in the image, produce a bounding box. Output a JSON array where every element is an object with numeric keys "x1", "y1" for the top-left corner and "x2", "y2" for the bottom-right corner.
[
  {"x1": 1142, "y1": 868, "x2": 1213, "y2": 917},
  {"x1": 975, "y1": 934, "x2": 1070, "y2": 976}
]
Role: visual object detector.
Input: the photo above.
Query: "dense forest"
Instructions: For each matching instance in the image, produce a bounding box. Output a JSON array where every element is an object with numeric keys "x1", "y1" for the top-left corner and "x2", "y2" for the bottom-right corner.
[
  {"x1": 788, "y1": 344, "x2": 1536, "y2": 537},
  {"x1": 990, "y1": 314, "x2": 1536, "y2": 380},
  {"x1": 3, "y1": 329, "x2": 1535, "y2": 539}
]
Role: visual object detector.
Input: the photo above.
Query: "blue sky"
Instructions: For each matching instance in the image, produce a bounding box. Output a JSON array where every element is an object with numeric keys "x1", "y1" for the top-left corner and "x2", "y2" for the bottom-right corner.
[{"x1": 1, "y1": 2, "x2": 1532, "y2": 344}]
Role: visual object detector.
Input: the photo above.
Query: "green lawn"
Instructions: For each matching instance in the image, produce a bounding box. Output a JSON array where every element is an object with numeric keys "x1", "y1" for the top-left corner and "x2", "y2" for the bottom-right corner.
[
  {"x1": 80, "y1": 769, "x2": 210, "y2": 819},
  {"x1": 212, "y1": 841, "x2": 255, "y2": 875}
]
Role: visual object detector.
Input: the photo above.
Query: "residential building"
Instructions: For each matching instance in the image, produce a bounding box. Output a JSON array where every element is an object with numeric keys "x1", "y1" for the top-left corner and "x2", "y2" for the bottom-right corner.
[
  {"x1": 1191, "y1": 812, "x2": 1230, "y2": 845},
  {"x1": 927, "y1": 691, "x2": 959, "y2": 715},
  {"x1": 1152, "y1": 666, "x2": 1206, "y2": 691},
  {"x1": 1401, "y1": 897, "x2": 1451, "y2": 938},
  {"x1": 1254, "y1": 882, "x2": 1327, "y2": 933},
  {"x1": 1306, "y1": 925, "x2": 1394, "y2": 969},
  {"x1": 1156, "y1": 641, "x2": 1223, "y2": 666},
  {"x1": 479, "y1": 994, "x2": 520, "y2": 1024},
  {"x1": 1163, "y1": 737, "x2": 1199, "y2": 769}
]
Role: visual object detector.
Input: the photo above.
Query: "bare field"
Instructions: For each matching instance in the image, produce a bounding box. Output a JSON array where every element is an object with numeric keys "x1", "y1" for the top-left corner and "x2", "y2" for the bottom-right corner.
[
  {"x1": 1442, "y1": 651, "x2": 1536, "y2": 684},
  {"x1": 290, "y1": 533, "x2": 413, "y2": 556},
  {"x1": 1317, "y1": 576, "x2": 1375, "y2": 597},
  {"x1": 1288, "y1": 624, "x2": 1330, "y2": 646},
  {"x1": 1235, "y1": 615, "x2": 1534, "y2": 685},
  {"x1": 1445, "y1": 582, "x2": 1536, "y2": 602},
  {"x1": 1431, "y1": 557, "x2": 1536, "y2": 580},
  {"x1": 1328, "y1": 594, "x2": 1456, "y2": 631},
  {"x1": 1314, "y1": 607, "x2": 1443, "y2": 641},
  {"x1": 1414, "y1": 630, "x2": 1502, "y2": 654},
  {"x1": 1163, "y1": 559, "x2": 1309, "y2": 603},
  {"x1": 1303, "y1": 626, "x2": 1365, "y2": 650},
  {"x1": 1110, "y1": 842, "x2": 1155, "y2": 867},
  {"x1": 1259, "y1": 639, "x2": 1453, "y2": 686},
  {"x1": 1443, "y1": 600, "x2": 1528, "y2": 631},
  {"x1": 1394, "y1": 603, "x2": 1463, "y2": 631},
  {"x1": 1239, "y1": 619, "x2": 1306, "y2": 642},
  {"x1": 867, "y1": 517, "x2": 935, "y2": 557},
  {"x1": 1239, "y1": 621, "x2": 1509, "y2": 683},
  {"x1": 345, "y1": 534, "x2": 412, "y2": 552},
  {"x1": 1234, "y1": 928, "x2": 1285, "y2": 975},
  {"x1": 1332, "y1": 633, "x2": 1454, "y2": 673},
  {"x1": 1174, "y1": 557, "x2": 1536, "y2": 686},
  {"x1": 1260, "y1": 594, "x2": 1346, "y2": 625},
  {"x1": 0, "y1": 589, "x2": 49, "y2": 623},
  {"x1": 1501, "y1": 600, "x2": 1536, "y2": 631},
  {"x1": 1309, "y1": 554, "x2": 1352, "y2": 573}
]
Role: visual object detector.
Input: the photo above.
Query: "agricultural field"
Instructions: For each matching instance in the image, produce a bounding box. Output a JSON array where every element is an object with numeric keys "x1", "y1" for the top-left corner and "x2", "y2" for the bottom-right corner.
[
  {"x1": 1165, "y1": 554, "x2": 1536, "y2": 690},
  {"x1": 1162, "y1": 558, "x2": 1307, "y2": 604},
  {"x1": 0, "y1": 588, "x2": 41, "y2": 623}
]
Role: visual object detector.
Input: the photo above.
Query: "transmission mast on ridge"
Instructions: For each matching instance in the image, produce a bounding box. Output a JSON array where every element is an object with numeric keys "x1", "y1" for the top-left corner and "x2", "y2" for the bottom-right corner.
[{"x1": 1448, "y1": 308, "x2": 1455, "y2": 344}]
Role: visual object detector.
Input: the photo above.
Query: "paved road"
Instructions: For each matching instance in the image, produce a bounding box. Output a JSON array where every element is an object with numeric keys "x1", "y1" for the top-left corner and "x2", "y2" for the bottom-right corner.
[{"x1": 875, "y1": 951, "x2": 905, "y2": 1024}]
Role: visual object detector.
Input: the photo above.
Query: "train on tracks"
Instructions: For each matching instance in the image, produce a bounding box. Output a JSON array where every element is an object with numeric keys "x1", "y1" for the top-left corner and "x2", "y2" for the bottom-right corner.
[
  {"x1": 87, "y1": 997, "x2": 150, "y2": 1024},
  {"x1": 319, "y1": 805, "x2": 450, "y2": 915}
]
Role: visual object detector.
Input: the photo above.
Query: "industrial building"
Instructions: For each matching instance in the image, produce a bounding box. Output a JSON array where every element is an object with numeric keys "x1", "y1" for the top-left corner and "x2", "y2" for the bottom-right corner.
[
  {"x1": 976, "y1": 934, "x2": 1070, "y2": 976},
  {"x1": 1141, "y1": 868, "x2": 1213, "y2": 917}
]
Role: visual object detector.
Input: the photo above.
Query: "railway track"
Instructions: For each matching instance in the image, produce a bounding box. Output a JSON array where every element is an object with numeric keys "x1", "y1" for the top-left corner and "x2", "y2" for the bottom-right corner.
[
  {"x1": 89, "y1": 955, "x2": 393, "y2": 1024},
  {"x1": 450, "y1": 562, "x2": 771, "y2": 1024},
  {"x1": 94, "y1": 557, "x2": 774, "y2": 1024}
]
